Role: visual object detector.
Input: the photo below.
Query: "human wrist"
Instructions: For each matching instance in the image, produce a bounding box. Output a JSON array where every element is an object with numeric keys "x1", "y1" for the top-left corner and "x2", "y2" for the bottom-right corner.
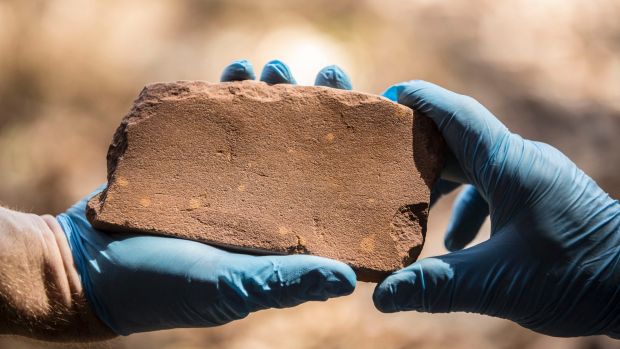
[{"x1": 0, "y1": 207, "x2": 114, "y2": 341}]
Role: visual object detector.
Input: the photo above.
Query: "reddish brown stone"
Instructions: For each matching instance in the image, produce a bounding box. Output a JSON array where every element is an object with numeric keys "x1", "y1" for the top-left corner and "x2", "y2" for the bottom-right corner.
[{"x1": 86, "y1": 80, "x2": 445, "y2": 282}]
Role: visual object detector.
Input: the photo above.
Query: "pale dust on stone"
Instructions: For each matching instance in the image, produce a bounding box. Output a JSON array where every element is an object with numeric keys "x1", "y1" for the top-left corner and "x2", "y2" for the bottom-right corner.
[
  {"x1": 117, "y1": 176, "x2": 129, "y2": 187},
  {"x1": 189, "y1": 198, "x2": 201, "y2": 209},
  {"x1": 278, "y1": 226, "x2": 289, "y2": 236},
  {"x1": 324, "y1": 132, "x2": 336, "y2": 143},
  {"x1": 360, "y1": 234, "x2": 376, "y2": 252}
]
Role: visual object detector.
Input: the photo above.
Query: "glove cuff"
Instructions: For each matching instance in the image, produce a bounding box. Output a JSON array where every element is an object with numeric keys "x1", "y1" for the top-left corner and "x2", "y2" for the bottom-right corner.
[{"x1": 56, "y1": 213, "x2": 120, "y2": 335}]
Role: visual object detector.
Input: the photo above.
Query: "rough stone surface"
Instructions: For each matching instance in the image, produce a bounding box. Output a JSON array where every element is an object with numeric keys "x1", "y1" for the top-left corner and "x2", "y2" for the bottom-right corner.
[{"x1": 86, "y1": 80, "x2": 445, "y2": 282}]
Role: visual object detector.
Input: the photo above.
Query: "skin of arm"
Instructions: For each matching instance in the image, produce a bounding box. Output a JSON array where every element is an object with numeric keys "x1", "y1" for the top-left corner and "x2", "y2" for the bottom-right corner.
[{"x1": 0, "y1": 206, "x2": 114, "y2": 341}]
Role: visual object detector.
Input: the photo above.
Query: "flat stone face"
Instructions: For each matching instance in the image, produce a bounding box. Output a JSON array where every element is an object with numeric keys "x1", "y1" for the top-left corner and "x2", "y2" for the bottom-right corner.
[{"x1": 86, "y1": 80, "x2": 445, "y2": 282}]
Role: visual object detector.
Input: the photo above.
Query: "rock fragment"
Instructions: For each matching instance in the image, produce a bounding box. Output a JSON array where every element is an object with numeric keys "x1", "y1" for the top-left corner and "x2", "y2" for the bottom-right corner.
[{"x1": 87, "y1": 80, "x2": 445, "y2": 282}]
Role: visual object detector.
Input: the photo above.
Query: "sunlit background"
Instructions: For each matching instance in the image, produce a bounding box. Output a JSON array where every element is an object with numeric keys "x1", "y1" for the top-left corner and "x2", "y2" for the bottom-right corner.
[{"x1": 1, "y1": 0, "x2": 620, "y2": 348}]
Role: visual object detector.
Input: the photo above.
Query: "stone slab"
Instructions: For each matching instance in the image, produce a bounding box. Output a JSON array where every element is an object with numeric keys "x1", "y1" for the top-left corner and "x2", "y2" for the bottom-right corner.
[{"x1": 86, "y1": 80, "x2": 445, "y2": 282}]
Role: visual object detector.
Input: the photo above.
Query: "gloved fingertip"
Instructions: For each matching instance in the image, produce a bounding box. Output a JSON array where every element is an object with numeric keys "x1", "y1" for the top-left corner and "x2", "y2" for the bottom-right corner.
[
  {"x1": 373, "y1": 270, "x2": 415, "y2": 313},
  {"x1": 383, "y1": 80, "x2": 435, "y2": 102},
  {"x1": 444, "y1": 233, "x2": 468, "y2": 252},
  {"x1": 373, "y1": 281, "x2": 398, "y2": 312},
  {"x1": 271, "y1": 255, "x2": 356, "y2": 300},
  {"x1": 444, "y1": 227, "x2": 470, "y2": 252},
  {"x1": 444, "y1": 225, "x2": 477, "y2": 251},
  {"x1": 374, "y1": 258, "x2": 457, "y2": 313},
  {"x1": 381, "y1": 83, "x2": 408, "y2": 102},
  {"x1": 220, "y1": 59, "x2": 256, "y2": 82},
  {"x1": 393, "y1": 80, "x2": 444, "y2": 107},
  {"x1": 444, "y1": 186, "x2": 489, "y2": 251},
  {"x1": 260, "y1": 59, "x2": 297, "y2": 85},
  {"x1": 314, "y1": 65, "x2": 353, "y2": 90},
  {"x1": 322, "y1": 261, "x2": 357, "y2": 297},
  {"x1": 307, "y1": 259, "x2": 356, "y2": 298},
  {"x1": 429, "y1": 179, "x2": 461, "y2": 208}
]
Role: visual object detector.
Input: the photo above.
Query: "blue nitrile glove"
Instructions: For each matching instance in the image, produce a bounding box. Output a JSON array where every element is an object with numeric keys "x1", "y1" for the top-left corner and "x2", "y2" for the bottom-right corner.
[
  {"x1": 57, "y1": 60, "x2": 356, "y2": 336},
  {"x1": 314, "y1": 65, "x2": 353, "y2": 90},
  {"x1": 374, "y1": 80, "x2": 620, "y2": 337}
]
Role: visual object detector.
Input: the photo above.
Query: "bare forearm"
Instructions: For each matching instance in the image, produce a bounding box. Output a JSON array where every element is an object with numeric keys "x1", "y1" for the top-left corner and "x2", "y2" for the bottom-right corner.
[{"x1": 0, "y1": 207, "x2": 114, "y2": 341}]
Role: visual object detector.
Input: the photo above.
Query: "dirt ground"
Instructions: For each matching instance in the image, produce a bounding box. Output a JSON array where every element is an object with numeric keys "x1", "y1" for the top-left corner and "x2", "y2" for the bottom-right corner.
[{"x1": 1, "y1": 0, "x2": 619, "y2": 348}]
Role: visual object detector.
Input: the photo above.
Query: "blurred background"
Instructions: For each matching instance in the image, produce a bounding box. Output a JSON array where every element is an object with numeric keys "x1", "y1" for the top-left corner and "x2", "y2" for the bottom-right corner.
[{"x1": 1, "y1": 0, "x2": 619, "y2": 348}]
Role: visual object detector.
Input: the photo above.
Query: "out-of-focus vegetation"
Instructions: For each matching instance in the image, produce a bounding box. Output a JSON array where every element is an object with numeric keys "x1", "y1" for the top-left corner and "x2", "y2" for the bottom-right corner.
[{"x1": 1, "y1": 0, "x2": 619, "y2": 348}]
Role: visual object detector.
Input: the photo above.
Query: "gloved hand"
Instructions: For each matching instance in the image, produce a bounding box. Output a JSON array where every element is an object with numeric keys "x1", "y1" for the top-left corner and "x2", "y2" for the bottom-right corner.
[
  {"x1": 57, "y1": 60, "x2": 356, "y2": 336},
  {"x1": 374, "y1": 80, "x2": 620, "y2": 337}
]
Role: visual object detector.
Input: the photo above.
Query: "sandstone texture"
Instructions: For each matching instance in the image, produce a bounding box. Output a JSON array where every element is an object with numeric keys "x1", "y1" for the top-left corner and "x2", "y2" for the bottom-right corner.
[{"x1": 86, "y1": 80, "x2": 445, "y2": 282}]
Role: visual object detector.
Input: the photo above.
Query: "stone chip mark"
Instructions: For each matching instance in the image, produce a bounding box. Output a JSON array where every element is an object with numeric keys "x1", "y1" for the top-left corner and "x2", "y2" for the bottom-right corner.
[
  {"x1": 360, "y1": 234, "x2": 376, "y2": 253},
  {"x1": 389, "y1": 203, "x2": 429, "y2": 265}
]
